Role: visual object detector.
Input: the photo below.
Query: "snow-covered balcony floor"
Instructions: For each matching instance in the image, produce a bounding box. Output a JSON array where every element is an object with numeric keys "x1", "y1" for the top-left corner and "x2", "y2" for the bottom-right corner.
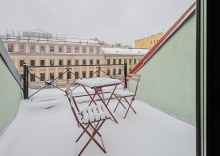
[{"x1": 0, "y1": 86, "x2": 196, "y2": 156}]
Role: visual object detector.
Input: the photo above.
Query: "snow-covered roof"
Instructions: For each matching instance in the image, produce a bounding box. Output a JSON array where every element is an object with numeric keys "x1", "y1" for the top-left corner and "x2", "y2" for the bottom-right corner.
[
  {"x1": 1, "y1": 29, "x2": 101, "y2": 45},
  {"x1": 102, "y1": 48, "x2": 149, "y2": 55}
]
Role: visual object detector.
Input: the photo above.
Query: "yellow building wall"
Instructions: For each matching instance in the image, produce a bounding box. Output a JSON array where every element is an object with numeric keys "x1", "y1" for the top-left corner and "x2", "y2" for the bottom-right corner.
[{"x1": 135, "y1": 32, "x2": 163, "y2": 49}]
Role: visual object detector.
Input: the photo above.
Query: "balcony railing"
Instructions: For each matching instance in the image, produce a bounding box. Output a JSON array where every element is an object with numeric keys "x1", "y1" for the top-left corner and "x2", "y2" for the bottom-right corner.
[{"x1": 23, "y1": 63, "x2": 128, "y2": 99}]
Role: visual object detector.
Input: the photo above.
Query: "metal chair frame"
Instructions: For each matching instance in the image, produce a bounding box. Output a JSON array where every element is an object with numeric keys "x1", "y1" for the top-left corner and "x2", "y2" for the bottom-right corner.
[
  {"x1": 65, "y1": 83, "x2": 111, "y2": 156},
  {"x1": 113, "y1": 74, "x2": 141, "y2": 118}
]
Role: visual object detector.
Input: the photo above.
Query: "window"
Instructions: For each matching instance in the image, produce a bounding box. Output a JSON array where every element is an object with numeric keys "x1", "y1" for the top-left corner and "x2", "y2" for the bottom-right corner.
[
  {"x1": 67, "y1": 46, "x2": 71, "y2": 53},
  {"x1": 118, "y1": 69, "x2": 122, "y2": 75},
  {"x1": 90, "y1": 60, "x2": 93, "y2": 65},
  {"x1": 83, "y1": 47, "x2": 86, "y2": 53},
  {"x1": 89, "y1": 71, "x2": 93, "y2": 77},
  {"x1": 59, "y1": 72, "x2": 63, "y2": 80},
  {"x1": 50, "y1": 46, "x2": 54, "y2": 52},
  {"x1": 50, "y1": 60, "x2": 54, "y2": 66},
  {"x1": 40, "y1": 45, "x2": 45, "y2": 52},
  {"x1": 82, "y1": 71, "x2": 86, "y2": 78},
  {"x1": 20, "y1": 44, "x2": 24, "y2": 52},
  {"x1": 83, "y1": 60, "x2": 86, "y2": 65},
  {"x1": 30, "y1": 60, "x2": 35, "y2": 66},
  {"x1": 107, "y1": 69, "x2": 110, "y2": 76},
  {"x1": 8, "y1": 44, "x2": 13, "y2": 52},
  {"x1": 75, "y1": 47, "x2": 79, "y2": 53},
  {"x1": 113, "y1": 59, "x2": 116, "y2": 64},
  {"x1": 30, "y1": 44, "x2": 35, "y2": 53},
  {"x1": 119, "y1": 59, "x2": 121, "y2": 64},
  {"x1": 40, "y1": 73, "x2": 45, "y2": 81},
  {"x1": 75, "y1": 60, "x2": 79, "y2": 65},
  {"x1": 96, "y1": 60, "x2": 100, "y2": 65},
  {"x1": 50, "y1": 73, "x2": 54, "y2": 80},
  {"x1": 67, "y1": 60, "x2": 71, "y2": 65},
  {"x1": 75, "y1": 72, "x2": 79, "y2": 79},
  {"x1": 113, "y1": 69, "x2": 116, "y2": 75},
  {"x1": 134, "y1": 59, "x2": 137, "y2": 64},
  {"x1": 59, "y1": 46, "x2": 63, "y2": 53},
  {"x1": 20, "y1": 60, "x2": 24, "y2": 67},
  {"x1": 30, "y1": 74, "x2": 35, "y2": 82},
  {"x1": 90, "y1": 47, "x2": 93, "y2": 53},
  {"x1": 67, "y1": 72, "x2": 71, "y2": 79},
  {"x1": 96, "y1": 47, "x2": 99, "y2": 53},
  {"x1": 129, "y1": 59, "x2": 132, "y2": 64},
  {"x1": 124, "y1": 59, "x2": 127, "y2": 63},
  {"x1": 107, "y1": 59, "x2": 110, "y2": 65},
  {"x1": 59, "y1": 60, "x2": 63, "y2": 66},
  {"x1": 40, "y1": 60, "x2": 45, "y2": 66}
]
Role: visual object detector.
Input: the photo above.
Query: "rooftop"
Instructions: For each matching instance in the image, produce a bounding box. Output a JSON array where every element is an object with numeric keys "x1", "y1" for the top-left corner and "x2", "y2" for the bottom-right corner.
[
  {"x1": 102, "y1": 47, "x2": 149, "y2": 55},
  {"x1": 0, "y1": 85, "x2": 196, "y2": 156}
]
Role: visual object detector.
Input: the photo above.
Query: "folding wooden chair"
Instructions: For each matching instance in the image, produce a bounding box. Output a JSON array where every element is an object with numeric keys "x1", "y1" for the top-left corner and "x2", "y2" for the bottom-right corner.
[
  {"x1": 65, "y1": 83, "x2": 111, "y2": 156},
  {"x1": 113, "y1": 74, "x2": 141, "y2": 119}
]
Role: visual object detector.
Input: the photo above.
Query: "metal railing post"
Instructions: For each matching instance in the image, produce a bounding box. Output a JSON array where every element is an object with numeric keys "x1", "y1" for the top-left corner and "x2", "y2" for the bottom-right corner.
[
  {"x1": 23, "y1": 63, "x2": 29, "y2": 99},
  {"x1": 124, "y1": 62, "x2": 127, "y2": 88},
  {"x1": 98, "y1": 65, "x2": 101, "y2": 77}
]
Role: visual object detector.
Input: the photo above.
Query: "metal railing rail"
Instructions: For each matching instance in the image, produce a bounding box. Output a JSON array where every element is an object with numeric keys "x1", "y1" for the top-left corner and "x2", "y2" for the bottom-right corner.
[{"x1": 23, "y1": 63, "x2": 128, "y2": 99}]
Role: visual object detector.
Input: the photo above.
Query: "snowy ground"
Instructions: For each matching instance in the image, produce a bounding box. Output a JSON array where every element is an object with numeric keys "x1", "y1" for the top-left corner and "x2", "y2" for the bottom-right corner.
[{"x1": 0, "y1": 85, "x2": 196, "y2": 156}]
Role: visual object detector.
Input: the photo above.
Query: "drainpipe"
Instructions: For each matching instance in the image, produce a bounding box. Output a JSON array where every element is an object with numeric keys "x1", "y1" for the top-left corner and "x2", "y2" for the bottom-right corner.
[
  {"x1": 124, "y1": 62, "x2": 127, "y2": 88},
  {"x1": 23, "y1": 63, "x2": 29, "y2": 99}
]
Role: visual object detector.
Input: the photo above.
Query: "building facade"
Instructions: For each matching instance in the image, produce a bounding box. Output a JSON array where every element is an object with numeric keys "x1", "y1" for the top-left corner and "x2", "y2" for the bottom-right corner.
[
  {"x1": 1, "y1": 29, "x2": 148, "y2": 88},
  {"x1": 135, "y1": 32, "x2": 163, "y2": 49}
]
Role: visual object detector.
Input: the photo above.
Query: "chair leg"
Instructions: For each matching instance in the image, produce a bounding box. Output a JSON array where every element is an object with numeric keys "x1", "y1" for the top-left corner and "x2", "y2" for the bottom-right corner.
[
  {"x1": 123, "y1": 97, "x2": 137, "y2": 119},
  {"x1": 76, "y1": 120, "x2": 107, "y2": 156},
  {"x1": 114, "y1": 96, "x2": 126, "y2": 113}
]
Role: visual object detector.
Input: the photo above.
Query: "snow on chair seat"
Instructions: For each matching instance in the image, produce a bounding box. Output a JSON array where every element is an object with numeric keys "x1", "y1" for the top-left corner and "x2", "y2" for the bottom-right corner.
[
  {"x1": 80, "y1": 103, "x2": 111, "y2": 124},
  {"x1": 114, "y1": 90, "x2": 134, "y2": 97}
]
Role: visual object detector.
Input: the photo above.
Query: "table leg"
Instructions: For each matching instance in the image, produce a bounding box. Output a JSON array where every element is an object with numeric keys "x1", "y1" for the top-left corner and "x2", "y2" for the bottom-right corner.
[
  {"x1": 82, "y1": 85, "x2": 98, "y2": 106},
  {"x1": 94, "y1": 87, "x2": 118, "y2": 124},
  {"x1": 106, "y1": 84, "x2": 118, "y2": 106}
]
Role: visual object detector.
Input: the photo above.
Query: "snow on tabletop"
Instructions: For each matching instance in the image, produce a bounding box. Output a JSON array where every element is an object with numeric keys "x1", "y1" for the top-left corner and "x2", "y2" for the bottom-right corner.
[{"x1": 76, "y1": 77, "x2": 121, "y2": 88}]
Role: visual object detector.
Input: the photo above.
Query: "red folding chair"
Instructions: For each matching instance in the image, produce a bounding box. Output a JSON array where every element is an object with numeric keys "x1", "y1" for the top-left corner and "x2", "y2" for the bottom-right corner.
[
  {"x1": 113, "y1": 74, "x2": 141, "y2": 119},
  {"x1": 65, "y1": 84, "x2": 111, "y2": 156}
]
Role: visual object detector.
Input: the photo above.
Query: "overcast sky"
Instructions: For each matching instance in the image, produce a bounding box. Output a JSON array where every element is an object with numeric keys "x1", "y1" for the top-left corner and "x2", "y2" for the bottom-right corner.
[{"x1": 0, "y1": 0, "x2": 195, "y2": 47}]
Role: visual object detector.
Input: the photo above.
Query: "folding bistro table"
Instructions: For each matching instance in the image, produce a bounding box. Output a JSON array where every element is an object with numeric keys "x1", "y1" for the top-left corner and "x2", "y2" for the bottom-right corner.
[{"x1": 75, "y1": 77, "x2": 121, "y2": 124}]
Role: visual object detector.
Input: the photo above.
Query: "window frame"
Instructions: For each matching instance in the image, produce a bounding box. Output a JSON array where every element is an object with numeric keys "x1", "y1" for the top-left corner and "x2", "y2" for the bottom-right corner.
[
  {"x1": 50, "y1": 45, "x2": 54, "y2": 52},
  {"x1": 40, "y1": 60, "x2": 45, "y2": 66},
  {"x1": 59, "y1": 60, "x2": 63, "y2": 66},
  {"x1": 30, "y1": 44, "x2": 35, "y2": 53},
  {"x1": 20, "y1": 44, "x2": 25, "y2": 53},
  {"x1": 8, "y1": 43, "x2": 14, "y2": 52},
  {"x1": 40, "y1": 73, "x2": 45, "y2": 81},
  {"x1": 30, "y1": 60, "x2": 35, "y2": 66},
  {"x1": 40, "y1": 45, "x2": 45, "y2": 52}
]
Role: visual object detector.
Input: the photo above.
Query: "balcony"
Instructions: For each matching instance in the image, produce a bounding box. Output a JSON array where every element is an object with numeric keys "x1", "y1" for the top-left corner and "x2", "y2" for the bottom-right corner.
[
  {"x1": 0, "y1": 86, "x2": 195, "y2": 156},
  {"x1": 0, "y1": 2, "x2": 206, "y2": 155}
]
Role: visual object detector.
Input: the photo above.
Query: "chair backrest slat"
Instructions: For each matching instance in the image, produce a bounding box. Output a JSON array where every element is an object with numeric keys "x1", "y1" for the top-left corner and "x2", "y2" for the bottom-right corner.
[
  {"x1": 65, "y1": 83, "x2": 81, "y2": 125},
  {"x1": 126, "y1": 74, "x2": 141, "y2": 95}
]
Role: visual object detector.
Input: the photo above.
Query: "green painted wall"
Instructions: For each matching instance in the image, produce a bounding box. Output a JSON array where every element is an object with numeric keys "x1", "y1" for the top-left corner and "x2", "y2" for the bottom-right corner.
[
  {"x1": 0, "y1": 57, "x2": 22, "y2": 133},
  {"x1": 129, "y1": 12, "x2": 196, "y2": 125}
]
